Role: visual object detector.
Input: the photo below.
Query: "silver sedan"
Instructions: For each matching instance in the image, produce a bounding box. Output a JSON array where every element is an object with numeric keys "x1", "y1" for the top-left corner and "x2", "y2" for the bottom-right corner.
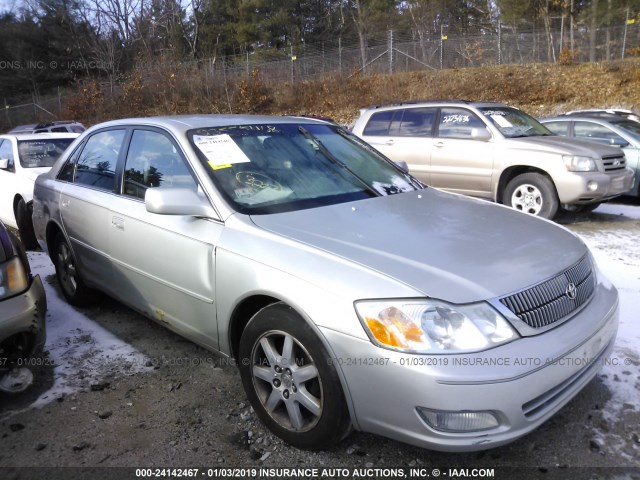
[{"x1": 32, "y1": 115, "x2": 619, "y2": 451}]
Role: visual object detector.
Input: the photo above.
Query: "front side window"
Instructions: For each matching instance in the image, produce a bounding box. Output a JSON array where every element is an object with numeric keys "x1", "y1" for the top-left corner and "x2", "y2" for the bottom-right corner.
[
  {"x1": 123, "y1": 129, "x2": 197, "y2": 199},
  {"x1": 437, "y1": 108, "x2": 486, "y2": 139},
  {"x1": 574, "y1": 122, "x2": 626, "y2": 146},
  {"x1": 478, "y1": 106, "x2": 551, "y2": 138},
  {"x1": 17, "y1": 138, "x2": 75, "y2": 168},
  {"x1": 188, "y1": 123, "x2": 421, "y2": 214},
  {"x1": 74, "y1": 129, "x2": 125, "y2": 191}
]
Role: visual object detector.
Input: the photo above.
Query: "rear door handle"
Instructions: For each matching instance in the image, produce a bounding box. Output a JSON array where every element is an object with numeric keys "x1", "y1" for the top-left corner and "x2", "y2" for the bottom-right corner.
[
  {"x1": 385, "y1": 139, "x2": 395, "y2": 146},
  {"x1": 112, "y1": 216, "x2": 125, "y2": 230},
  {"x1": 434, "y1": 141, "x2": 445, "y2": 148}
]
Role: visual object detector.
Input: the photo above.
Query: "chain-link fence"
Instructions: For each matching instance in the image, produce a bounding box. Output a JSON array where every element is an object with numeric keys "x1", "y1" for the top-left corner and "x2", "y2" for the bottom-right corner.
[{"x1": 2, "y1": 21, "x2": 638, "y2": 131}]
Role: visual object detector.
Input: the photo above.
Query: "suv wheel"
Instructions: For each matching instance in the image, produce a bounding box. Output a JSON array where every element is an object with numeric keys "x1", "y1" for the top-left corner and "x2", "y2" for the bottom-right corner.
[
  {"x1": 504, "y1": 173, "x2": 559, "y2": 219},
  {"x1": 238, "y1": 303, "x2": 350, "y2": 449}
]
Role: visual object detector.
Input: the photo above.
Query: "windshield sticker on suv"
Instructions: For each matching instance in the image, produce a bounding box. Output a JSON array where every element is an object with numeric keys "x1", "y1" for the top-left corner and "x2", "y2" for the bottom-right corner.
[
  {"x1": 193, "y1": 134, "x2": 251, "y2": 168},
  {"x1": 442, "y1": 114, "x2": 469, "y2": 124}
]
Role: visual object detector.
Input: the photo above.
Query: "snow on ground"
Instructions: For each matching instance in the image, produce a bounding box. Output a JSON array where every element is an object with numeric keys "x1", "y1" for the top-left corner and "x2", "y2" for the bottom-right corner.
[
  {"x1": 576, "y1": 204, "x2": 640, "y2": 457},
  {"x1": 25, "y1": 252, "x2": 151, "y2": 408}
]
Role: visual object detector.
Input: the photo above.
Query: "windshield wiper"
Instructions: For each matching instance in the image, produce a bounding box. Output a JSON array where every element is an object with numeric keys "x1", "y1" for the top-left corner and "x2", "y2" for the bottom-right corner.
[{"x1": 298, "y1": 126, "x2": 380, "y2": 197}]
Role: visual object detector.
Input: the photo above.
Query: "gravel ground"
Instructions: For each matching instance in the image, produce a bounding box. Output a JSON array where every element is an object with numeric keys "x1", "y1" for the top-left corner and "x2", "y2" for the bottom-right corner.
[{"x1": 1, "y1": 201, "x2": 639, "y2": 480}]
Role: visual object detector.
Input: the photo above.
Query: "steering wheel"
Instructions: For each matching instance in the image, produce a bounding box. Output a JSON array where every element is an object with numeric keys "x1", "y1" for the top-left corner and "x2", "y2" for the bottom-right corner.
[{"x1": 236, "y1": 171, "x2": 283, "y2": 191}]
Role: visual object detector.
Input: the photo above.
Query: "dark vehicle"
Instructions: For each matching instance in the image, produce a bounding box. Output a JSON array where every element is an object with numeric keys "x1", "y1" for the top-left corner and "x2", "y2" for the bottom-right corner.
[{"x1": 0, "y1": 221, "x2": 47, "y2": 393}]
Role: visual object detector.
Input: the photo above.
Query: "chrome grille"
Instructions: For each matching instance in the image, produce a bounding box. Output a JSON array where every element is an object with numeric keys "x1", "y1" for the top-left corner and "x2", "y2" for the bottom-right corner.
[
  {"x1": 602, "y1": 154, "x2": 626, "y2": 172},
  {"x1": 500, "y1": 255, "x2": 595, "y2": 329}
]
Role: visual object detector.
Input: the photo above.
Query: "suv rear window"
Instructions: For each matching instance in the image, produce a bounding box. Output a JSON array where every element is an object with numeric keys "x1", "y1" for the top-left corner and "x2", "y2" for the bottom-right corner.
[{"x1": 363, "y1": 111, "x2": 394, "y2": 136}]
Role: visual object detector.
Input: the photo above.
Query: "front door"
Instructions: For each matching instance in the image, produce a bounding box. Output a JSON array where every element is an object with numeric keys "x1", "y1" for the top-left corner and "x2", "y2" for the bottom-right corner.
[
  {"x1": 108, "y1": 128, "x2": 222, "y2": 349},
  {"x1": 430, "y1": 107, "x2": 494, "y2": 198}
]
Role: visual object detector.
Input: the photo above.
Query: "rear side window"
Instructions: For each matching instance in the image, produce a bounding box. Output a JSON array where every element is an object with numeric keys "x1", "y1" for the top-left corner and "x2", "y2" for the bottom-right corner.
[
  {"x1": 123, "y1": 129, "x2": 197, "y2": 200},
  {"x1": 438, "y1": 108, "x2": 486, "y2": 139},
  {"x1": 363, "y1": 111, "x2": 394, "y2": 136},
  {"x1": 73, "y1": 129, "x2": 125, "y2": 191},
  {"x1": 544, "y1": 121, "x2": 569, "y2": 135}
]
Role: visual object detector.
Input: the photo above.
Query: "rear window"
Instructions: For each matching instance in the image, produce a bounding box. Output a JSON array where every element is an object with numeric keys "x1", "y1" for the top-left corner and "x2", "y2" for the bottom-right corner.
[{"x1": 17, "y1": 138, "x2": 75, "y2": 168}]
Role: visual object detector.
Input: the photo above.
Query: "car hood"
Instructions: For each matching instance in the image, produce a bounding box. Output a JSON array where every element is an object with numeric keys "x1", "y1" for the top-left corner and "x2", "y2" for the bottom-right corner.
[
  {"x1": 250, "y1": 189, "x2": 587, "y2": 303},
  {"x1": 506, "y1": 136, "x2": 623, "y2": 157},
  {"x1": 20, "y1": 167, "x2": 50, "y2": 182}
]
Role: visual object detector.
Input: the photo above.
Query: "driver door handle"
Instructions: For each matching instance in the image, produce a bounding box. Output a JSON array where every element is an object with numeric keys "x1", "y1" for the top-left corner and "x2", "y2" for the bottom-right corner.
[{"x1": 112, "y1": 216, "x2": 125, "y2": 230}]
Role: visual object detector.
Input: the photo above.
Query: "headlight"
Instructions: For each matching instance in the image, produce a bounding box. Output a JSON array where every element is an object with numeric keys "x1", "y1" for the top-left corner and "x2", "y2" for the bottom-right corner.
[
  {"x1": 563, "y1": 155, "x2": 598, "y2": 172},
  {"x1": 355, "y1": 300, "x2": 517, "y2": 354},
  {"x1": 0, "y1": 257, "x2": 29, "y2": 300}
]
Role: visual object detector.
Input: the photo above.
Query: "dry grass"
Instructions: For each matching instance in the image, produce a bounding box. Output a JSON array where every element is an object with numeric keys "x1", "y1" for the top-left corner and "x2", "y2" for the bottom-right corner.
[{"x1": 63, "y1": 58, "x2": 640, "y2": 126}]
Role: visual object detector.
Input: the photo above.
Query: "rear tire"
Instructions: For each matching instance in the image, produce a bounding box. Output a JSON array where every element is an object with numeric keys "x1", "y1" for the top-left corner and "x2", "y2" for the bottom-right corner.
[
  {"x1": 51, "y1": 232, "x2": 96, "y2": 306},
  {"x1": 238, "y1": 303, "x2": 351, "y2": 449},
  {"x1": 504, "y1": 173, "x2": 559, "y2": 219},
  {"x1": 15, "y1": 198, "x2": 38, "y2": 250}
]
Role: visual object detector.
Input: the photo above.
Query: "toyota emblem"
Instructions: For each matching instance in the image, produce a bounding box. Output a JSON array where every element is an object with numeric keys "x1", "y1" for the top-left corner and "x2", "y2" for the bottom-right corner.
[{"x1": 565, "y1": 282, "x2": 577, "y2": 300}]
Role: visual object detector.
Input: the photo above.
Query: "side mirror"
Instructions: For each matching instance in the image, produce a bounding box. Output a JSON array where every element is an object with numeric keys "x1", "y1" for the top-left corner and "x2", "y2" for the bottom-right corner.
[
  {"x1": 0, "y1": 158, "x2": 8, "y2": 169},
  {"x1": 611, "y1": 138, "x2": 630, "y2": 148},
  {"x1": 394, "y1": 160, "x2": 409, "y2": 172},
  {"x1": 471, "y1": 128, "x2": 492, "y2": 141},
  {"x1": 145, "y1": 188, "x2": 217, "y2": 218}
]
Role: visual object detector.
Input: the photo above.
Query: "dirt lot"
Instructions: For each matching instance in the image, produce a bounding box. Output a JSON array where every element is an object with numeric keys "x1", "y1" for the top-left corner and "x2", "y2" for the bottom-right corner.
[{"x1": 1, "y1": 201, "x2": 639, "y2": 480}]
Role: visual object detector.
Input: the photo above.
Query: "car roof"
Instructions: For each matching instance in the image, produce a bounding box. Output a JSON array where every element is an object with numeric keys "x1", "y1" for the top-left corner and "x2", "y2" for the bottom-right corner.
[{"x1": 83, "y1": 114, "x2": 330, "y2": 136}]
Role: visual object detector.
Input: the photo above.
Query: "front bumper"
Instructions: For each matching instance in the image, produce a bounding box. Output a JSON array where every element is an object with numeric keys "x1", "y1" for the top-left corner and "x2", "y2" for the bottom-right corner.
[
  {"x1": 0, "y1": 275, "x2": 47, "y2": 359},
  {"x1": 322, "y1": 280, "x2": 619, "y2": 452},
  {"x1": 555, "y1": 167, "x2": 634, "y2": 204}
]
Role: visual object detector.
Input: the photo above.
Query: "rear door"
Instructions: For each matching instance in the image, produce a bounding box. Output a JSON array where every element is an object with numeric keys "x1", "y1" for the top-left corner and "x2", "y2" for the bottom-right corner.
[
  {"x1": 58, "y1": 128, "x2": 126, "y2": 290},
  {"x1": 358, "y1": 108, "x2": 436, "y2": 184},
  {"x1": 430, "y1": 107, "x2": 494, "y2": 197},
  {"x1": 108, "y1": 128, "x2": 222, "y2": 349}
]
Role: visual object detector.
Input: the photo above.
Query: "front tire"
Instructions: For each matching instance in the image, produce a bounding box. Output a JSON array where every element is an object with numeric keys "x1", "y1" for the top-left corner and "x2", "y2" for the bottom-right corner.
[
  {"x1": 504, "y1": 173, "x2": 559, "y2": 219},
  {"x1": 15, "y1": 198, "x2": 38, "y2": 250},
  {"x1": 51, "y1": 232, "x2": 96, "y2": 306},
  {"x1": 238, "y1": 303, "x2": 350, "y2": 449}
]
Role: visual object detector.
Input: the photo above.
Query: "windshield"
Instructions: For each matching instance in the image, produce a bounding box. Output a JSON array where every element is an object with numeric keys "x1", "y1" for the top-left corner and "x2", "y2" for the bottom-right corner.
[
  {"x1": 478, "y1": 107, "x2": 552, "y2": 138},
  {"x1": 18, "y1": 138, "x2": 75, "y2": 168},
  {"x1": 188, "y1": 123, "x2": 422, "y2": 214},
  {"x1": 612, "y1": 120, "x2": 640, "y2": 142}
]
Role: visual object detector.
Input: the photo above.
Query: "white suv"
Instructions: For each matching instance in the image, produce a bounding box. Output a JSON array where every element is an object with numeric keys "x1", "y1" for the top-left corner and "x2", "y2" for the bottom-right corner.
[{"x1": 352, "y1": 101, "x2": 635, "y2": 219}]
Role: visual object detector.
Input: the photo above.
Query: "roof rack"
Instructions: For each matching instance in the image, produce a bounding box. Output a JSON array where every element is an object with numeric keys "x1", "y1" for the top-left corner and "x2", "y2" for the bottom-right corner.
[
  {"x1": 364, "y1": 99, "x2": 494, "y2": 110},
  {"x1": 34, "y1": 120, "x2": 79, "y2": 128}
]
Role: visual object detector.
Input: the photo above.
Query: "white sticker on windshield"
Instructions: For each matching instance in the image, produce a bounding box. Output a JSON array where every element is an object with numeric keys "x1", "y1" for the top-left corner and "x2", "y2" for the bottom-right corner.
[
  {"x1": 490, "y1": 115, "x2": 512, "y2": 128},
  {"x1": 193, "y1": 134, "x2": 251, "y2": 167}
]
